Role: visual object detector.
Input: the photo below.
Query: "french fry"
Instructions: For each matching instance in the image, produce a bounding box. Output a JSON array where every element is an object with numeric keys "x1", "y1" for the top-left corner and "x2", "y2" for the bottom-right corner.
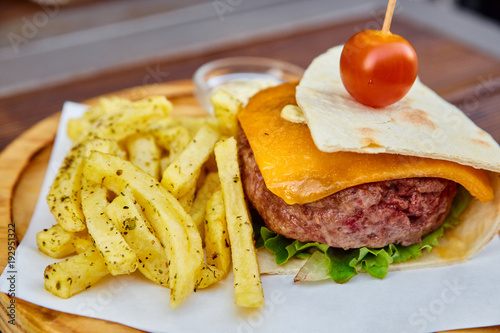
[
  {"x1": 47, "y1": 138, "x2": 123, "y2": 232},
  {"x1": 44, "y1": 247, "x2": 109, "y2": 299},
  {"x1": 81, "y1": 179, "x2": 138, "y2": 276},
  {"x1": 214, "y1": 137, "x2": 264, "y2": 308},
  {"x1": 82, "y1": 151, "x2": 203, "y2": 308},
  {"x1": 171, "y1": 117, "x2": 218, "y2": 137},
  {"x1": 190, "y1": 172, "x2": 221, "y2": 238},
  {"x1": 195, "y1": 265, "x2": 226, "y2": 289},
  {"x1": 204, "y1": 189, "x2": 231, "y2": 276},
  {"x1": 155, "y1": 126, "x2": 191, "y2": 170},
  {"x1": 82, "y1": 137, "x2": 127, "y2": 161},
  {"x1": 129, "y1": 96, "x2": 173, "y2": 116},
  {"x1": 72, "y1": 234, "x2": 93, "y2": 254},
  {"x1": 77, "y1": 101, "x2": 169, "y2": 145},
  {"x1": 36, "y1": 225, "x2": 90, "y2": 259},
  {"x1": 176, "y1": 169, "x2": 200, "y2": 213},
  {"x1": 161, "y1": 124, "x2": 220, "y2": 197},
  {"x1": 195, "y1": 189, "x2": 232, "y2": 290},
  {"x1": 106, "y1": 193, "x2": 170, "y2": 286},
  {"x1": 88, "y1": 96, "x2": 130, "y2": 121},
  {"x1": 66, "y1": 97, "x2": 124, "y2": 141},
  {"x1": 126, "y1": 134, "x2": 161, "y2": 180},
  {"x1": 210, "y1": 89, "x2": 242, "y2": 138},
  {"x1": 44, "y1": 94, "x2": 262, "y2": 308},
  {"x1": 67, "y1": 118, "x2": 90, "y2": 142},
  {"x1": 67, "y1": 96, "x2": 172, "y2": 142},
  {"x1": 56, "y1": 95, "x2": 174, "y2": 230},
  {"x1": 46, "y1": 143, "x2": 86, "y2": 232},
  {"x1": 149, "y1": 116, "x2": 218, "y2": 138}
]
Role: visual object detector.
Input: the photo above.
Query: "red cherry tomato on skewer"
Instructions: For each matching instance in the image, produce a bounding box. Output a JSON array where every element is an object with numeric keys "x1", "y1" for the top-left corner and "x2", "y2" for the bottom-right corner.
[{"x1": 340, "y1": 30, "x2": 418, "y2": 108}]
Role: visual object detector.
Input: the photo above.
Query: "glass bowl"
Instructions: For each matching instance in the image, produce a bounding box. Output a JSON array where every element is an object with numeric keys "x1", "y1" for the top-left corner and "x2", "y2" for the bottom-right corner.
[{"x1": 193, "y1": 57, "x2": 304, "y2": 112}]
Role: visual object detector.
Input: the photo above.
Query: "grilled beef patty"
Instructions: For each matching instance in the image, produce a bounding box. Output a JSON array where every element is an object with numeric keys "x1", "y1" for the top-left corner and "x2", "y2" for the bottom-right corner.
[{"x1": 238, "y1": 130, "x2": 457, "y2": 249}]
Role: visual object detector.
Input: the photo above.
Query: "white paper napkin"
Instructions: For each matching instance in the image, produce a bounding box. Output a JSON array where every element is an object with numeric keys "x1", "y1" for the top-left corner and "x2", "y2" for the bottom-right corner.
[{"x1": 2, "y1": 101, "x2": 500, "y2": 333}]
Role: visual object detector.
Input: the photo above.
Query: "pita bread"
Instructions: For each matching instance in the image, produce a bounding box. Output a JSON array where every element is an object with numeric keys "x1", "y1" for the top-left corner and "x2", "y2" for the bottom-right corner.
[
  {"x1": 296, "y1": 45, "x2": 500, "y2": 173},
  {"x1": 256, "y1": 45, "x2": 500, "y2": 276}
]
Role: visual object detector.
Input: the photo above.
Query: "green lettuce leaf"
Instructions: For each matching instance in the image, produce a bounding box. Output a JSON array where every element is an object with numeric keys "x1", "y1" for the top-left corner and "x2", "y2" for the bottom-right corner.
[
  {"x1": 255, "y1": 186, "x2": 471, "y2": 283},
  {"x1": 259, "y1": 226, "x2": 328, "y2": 264}
]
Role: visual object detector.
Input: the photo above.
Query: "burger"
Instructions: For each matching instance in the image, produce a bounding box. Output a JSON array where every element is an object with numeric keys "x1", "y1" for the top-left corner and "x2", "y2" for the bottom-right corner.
[{"x1": 236, "y1": 46, "x2": 500, "y2": 282}]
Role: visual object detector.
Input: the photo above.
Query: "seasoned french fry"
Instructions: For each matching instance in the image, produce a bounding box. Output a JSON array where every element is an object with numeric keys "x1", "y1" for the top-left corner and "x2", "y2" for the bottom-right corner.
[
  {"x1": 204, "y1": 189, "x2": 231, "y2": 275},
  {"x1": 54, "y1": 96, "x2": 172, "y2": 231},
  {"x1": 66, "y1": 97, "x2": 121, "y2": 141},
  {"x1": 67, "y1": 96, "x2": 172, "y2": 142},
  {"x1": 106, "y1": 193, "x2": 170, "y2": 286},
  {"x1": 43, "y1": 94, "x2": 257, "y2": 308},
  {"x1": 77, "y1": 102, "x2": 168, "y2": 145},
  {"x1": 36, "y1": 225, "x2": 75, "y2": 258},
  {"x1": 195, "y1": 265, "x2": 226, "y2": 289},
  {"x1": 47, "y1": 138, "x2": 123, "y2": 232},
  {"x1": 81, "y1": 179, "x2": 138, "y2": 276},
  {"x1": 190, "y1": 172, "x2": 220, "y2": 238},
  {"x1": 210, "y1": 89, "x2": 242, "y2": 137},
  {"x1": 130, "y1": 96, "x2": 173, "y2": 116},
  {"x1": 214, "y1": 137, "x2": 264, "y2": 308},
  {"x1": 176, "y1": 169, "x2": 200, "y2": 213},
  {"x1": 67, "y1": 118, "x2": 91, "y2": 142},
  {"x1": 149, "y1": 116, "x2": 218, "y2": 138},
  {"x1": 82, "y1": 151, "x2": 203, "y2": 307},
  {"x1": 156, "y1": 126, "x2": 192, "y2": 171},
  {"x1": 171, "y1": 117, "x2": 218, "y2": 137},
  {"x1": 161, "y1": 124, "x2": 220, "y2": 197},
  {"x1": 36, "y1": 225, "x2": 89, "y2": 258},
  {"x1": 44, "y1": 247, "x2": 109, "y2": 299},
  {"x1": 194, "y1": 189, "x2": 232, "y2": 290},
  {"x1": 82, "y1": 137, "x2": 127, "y2": 160},
  {"x1": 36, "y1": 225, "x2": 74, "y2": 258},
  {"x1": 126, "y1": 134, "x2": 161, "y2": 180},
  {"x1": 89, "y1": 96, "x2": 130, "y2": 120},
  {"x1": 72, "y1": 234, "x2": 93, "y2": 254},
  {"x1": 46, "y1": 143, "x2": 86, "y2": 232}
]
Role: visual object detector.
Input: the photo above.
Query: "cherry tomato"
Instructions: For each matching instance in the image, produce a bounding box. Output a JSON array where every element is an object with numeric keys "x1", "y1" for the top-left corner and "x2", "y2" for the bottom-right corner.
[{"x1": 340, "y1": 30, "x2": 418, "y2": 108}]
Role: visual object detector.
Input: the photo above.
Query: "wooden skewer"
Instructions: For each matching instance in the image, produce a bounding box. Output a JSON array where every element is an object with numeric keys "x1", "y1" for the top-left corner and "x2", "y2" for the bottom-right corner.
[{"x1": 381, "y1": 0, "x2": 397, "y2": 34}]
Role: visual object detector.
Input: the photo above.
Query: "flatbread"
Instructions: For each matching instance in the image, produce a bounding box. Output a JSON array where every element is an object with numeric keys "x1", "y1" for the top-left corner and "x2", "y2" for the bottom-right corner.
[
  {"x1": 257, "y1": 45, "x2": 500, "y2": 276},
  {"x1": 296, "y1": 45, "x2": 500, "y2": 173}
]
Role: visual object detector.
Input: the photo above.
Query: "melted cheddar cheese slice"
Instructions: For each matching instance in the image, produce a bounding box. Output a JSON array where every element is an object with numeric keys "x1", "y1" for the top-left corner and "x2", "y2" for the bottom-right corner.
[{"x1": 238, "y1": 82, "x2": 493, "y2": 205}]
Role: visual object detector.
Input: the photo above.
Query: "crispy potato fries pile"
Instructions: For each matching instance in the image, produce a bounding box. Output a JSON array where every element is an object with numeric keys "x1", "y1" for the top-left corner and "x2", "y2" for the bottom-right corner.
[{"x1": 37, "y1": 91, "x2": 264, "y2": 308}]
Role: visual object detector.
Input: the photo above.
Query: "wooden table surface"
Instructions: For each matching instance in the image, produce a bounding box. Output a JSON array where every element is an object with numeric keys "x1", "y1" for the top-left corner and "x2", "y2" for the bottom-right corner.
[{"x1": 1, "y1": 13, "x2": 500, "y2": 333}]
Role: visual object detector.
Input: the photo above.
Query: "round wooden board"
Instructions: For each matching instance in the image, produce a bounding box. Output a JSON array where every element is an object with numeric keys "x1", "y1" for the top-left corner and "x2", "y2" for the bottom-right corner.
[{"x1": 0, "y1": 80, "x2": 207, "y2": 333}]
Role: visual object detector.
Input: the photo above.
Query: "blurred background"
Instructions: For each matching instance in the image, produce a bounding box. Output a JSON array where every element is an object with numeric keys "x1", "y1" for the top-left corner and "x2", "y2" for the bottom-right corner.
[
  {"x1": 458, "y1": 0, "x2": 500, "y2": 22},
  {"x1": 1, "y1": 0, "x2": 499, "y2": 99},
  {"x1": 1, "y1": 0, "x2": 500, "y2": 153}
]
